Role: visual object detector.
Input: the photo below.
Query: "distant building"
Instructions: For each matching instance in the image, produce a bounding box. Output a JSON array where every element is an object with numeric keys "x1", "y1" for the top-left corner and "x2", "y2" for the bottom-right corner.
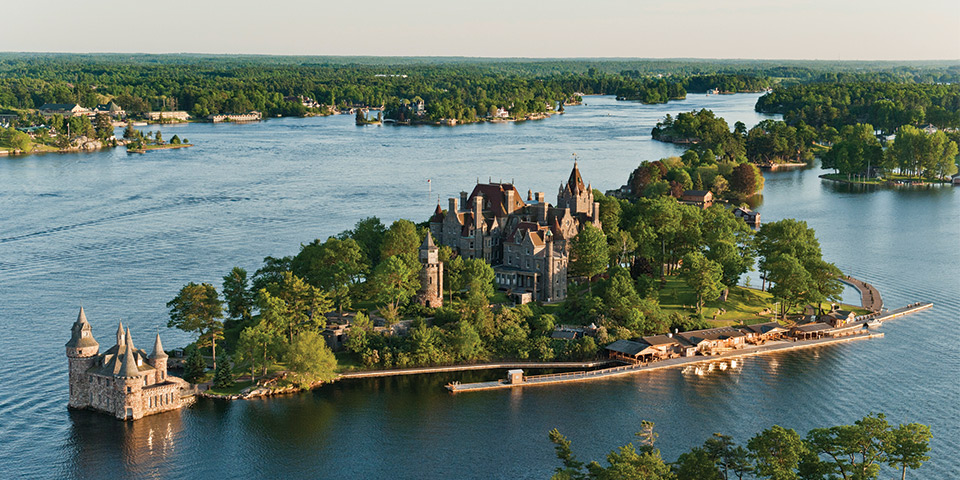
[
  {"x1": 429, "y1": 163, "x2": 601, "y2": 302},
  {"x1": 66, "y1": 307, "x2": 189, "y2": 421},
  {"x1": 681, "y1": 190, "x2": 714, "y2": 209},
  {"x1": 39, "y1": 103, "x2": 90, "y2": 118},
  {"x1": 146, "y1": 111, "x2": 190, "y2": 122},
  {"x1": 732, "y1": 206, "x2": 760, "y2": 228},
  {"x1": 0, "y1": 113, "x2": 17, "y2": 126},
  {"x1": 93, "y1": 102, "x2": 125, "y2": 118},
  {"x1": 208, "y1": 111, "x2": 262, "y2": 123}
]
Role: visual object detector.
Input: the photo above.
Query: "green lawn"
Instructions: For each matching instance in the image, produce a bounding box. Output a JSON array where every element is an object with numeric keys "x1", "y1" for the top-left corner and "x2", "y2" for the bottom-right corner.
[
  {"x1": 207, "y1": 380, "x2": 253, "y2": 396},
  {"x1": 821, "y1": 172, "x2": 950, "y2": 185},
  {"x1": 334, "y1": 351, "x2": 362, "y2": 373},
  {"x1": 658, "y1": 277, "x2": 775, "y2": 326}
]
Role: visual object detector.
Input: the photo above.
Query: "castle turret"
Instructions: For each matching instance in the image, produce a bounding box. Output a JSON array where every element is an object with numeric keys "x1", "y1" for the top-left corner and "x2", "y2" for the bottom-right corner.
[
  {"x1": 148, "y1": 332, "x2": 168, "y2": 382},
  {"x1": 66, "y1": 307, "x2": 100, "y2": 409},
  {"x1": 117, "y1": 328, "x2": 144, "y2": 420},
  {"x1": 115, "y1": 320, "x2": 125, "y2": 348},
  {"x1": 417, "y1": 232, "x2": 443, "y2": 308}
]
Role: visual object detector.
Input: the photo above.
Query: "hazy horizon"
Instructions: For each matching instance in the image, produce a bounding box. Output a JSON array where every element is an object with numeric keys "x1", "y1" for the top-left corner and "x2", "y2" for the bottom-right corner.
[{"x1": 4, "y1": 0, "x2": 958, "y2": 61}]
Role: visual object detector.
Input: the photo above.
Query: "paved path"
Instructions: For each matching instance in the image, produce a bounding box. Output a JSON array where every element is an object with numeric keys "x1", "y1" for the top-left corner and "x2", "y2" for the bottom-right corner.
[
  {"x1": 839, "y1": 275, "x2": 883, "y2": 312},
  {"x1": 447, "y1": 332, "x2": 884, "y2": 393}
]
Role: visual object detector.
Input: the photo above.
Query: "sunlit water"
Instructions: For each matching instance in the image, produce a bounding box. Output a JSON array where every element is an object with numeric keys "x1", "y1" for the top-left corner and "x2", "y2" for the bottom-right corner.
[{"x1": 1, "y1": 94, "x2": 957, "y2": 478}]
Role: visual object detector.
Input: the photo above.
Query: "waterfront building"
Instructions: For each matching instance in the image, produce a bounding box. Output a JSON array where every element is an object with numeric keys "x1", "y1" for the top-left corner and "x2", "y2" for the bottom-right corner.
[
  {"x1": 680, "y1": 190, "x2": 714, "y2": 209},
  {"x1": 732, "y1": 206, "x2": 760, "y2": 228},
  {"x1": 66, "y1": 307, "x2": 189, "y2": 421},
  {"x1": 208, "y1": 111, "x2": 262, "y2": 123},
  {"x1": 737, "y1": 322, "x2": 788, "y2": 342},
  {"x1": 38, "y1": 103, "x2": 90, "y2": 118},
  {"x1": 429, "y1": 163, "x2": 601, "y2": 303},
  {"x1": 146, "y1": 111, "x2": 190, "y2": 121},
  {"x1": 93, "y1": 102, "x2": 126, "y2": 118}
]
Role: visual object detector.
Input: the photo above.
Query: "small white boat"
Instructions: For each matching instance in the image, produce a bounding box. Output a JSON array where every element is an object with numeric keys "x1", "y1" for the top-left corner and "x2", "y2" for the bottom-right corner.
[{"x1": 866, "y1": 319, "x2": 882, "y2": 328}]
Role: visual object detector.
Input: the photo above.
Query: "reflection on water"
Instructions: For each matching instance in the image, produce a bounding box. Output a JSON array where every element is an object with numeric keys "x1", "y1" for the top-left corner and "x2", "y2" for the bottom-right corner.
[{"x1": 64, "y1": 409, "x2": 184, "y2": 478}]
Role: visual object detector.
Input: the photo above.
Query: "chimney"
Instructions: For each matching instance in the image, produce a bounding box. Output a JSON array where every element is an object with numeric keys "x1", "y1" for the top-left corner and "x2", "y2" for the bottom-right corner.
[
  {"x1": 449, "y1": 197, "x2": 458, "y2": 215},
  {"x1": 474, "y1": 193, "x2": 483, "y2": 229},
  {"x1": 460, "y1": 191, "x2": 468, "y2": 210},
  {"x1": 505, "y1": 189, "x2": 515, "y2": 214},
  {"x1": 536, "y1": 192, "x2": 545, "y2": 203}
]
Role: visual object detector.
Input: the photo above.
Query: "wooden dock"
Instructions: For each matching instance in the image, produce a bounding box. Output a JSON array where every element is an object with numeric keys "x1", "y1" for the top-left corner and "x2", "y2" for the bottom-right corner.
[
  {"x1": 873, "y1": 302, "x2": 933, "y2": 323},
  {"x1": 446, "y1": 332, "x2": 885, "y2": 393},
  {"x1": 839, "y1": 275, "x2": 884, "y2": 311}
]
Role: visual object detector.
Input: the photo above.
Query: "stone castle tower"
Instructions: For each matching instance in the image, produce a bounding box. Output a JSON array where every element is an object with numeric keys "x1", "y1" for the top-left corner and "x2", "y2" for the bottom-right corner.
[
  {"x1": 417, "y1": 232, "x2": 443, "y2": 308},
  {"x1": 66, "y1": 307, "x2": 188, "y2": 421}
]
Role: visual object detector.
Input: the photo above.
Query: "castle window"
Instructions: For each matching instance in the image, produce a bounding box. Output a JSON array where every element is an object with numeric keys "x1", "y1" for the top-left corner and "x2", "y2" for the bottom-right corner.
[{"x1": 127, "y1": 387, "x2": 131, "y2": 393}]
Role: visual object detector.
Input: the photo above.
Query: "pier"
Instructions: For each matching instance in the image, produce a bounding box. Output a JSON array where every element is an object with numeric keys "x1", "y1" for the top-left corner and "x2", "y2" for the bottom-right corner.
[
  {"x1": 446, "y1": 332, "x2": 884, "y2": 393},
  {"x1": 839, "y1": 275, "x2": 883, "y2": 311}
]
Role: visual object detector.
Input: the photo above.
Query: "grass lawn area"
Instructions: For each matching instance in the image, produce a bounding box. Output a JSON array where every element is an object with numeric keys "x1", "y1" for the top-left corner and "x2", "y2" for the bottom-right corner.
[
  {"x1": 658, "y1": 276, "x2": 776, "y2": 326},
  {"x1": 207, "y1": 380, "x2": 252, "y2": 396},
  {"x1": 334, "y1": 351, "x2": 363, "y2": 373}
]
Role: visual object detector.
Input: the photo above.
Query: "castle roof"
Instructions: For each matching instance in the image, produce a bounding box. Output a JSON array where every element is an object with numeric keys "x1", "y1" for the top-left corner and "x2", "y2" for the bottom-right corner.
[
  {"x1": 65, "y1": 307, "x2": 99, "y2": 349},
  {"x1": 118, "y1": 328, "x2": 142, "y2": 378},
  {"x1": 420, "y1": 231, "x2": 437, "y2": 250},
  {"x1": 150, "y1": 332, "x2": 168, "y2": 359},
  {"x1": 567, "y1": 162, "x2": 586, "y2": 193},
  {"x1": 467, "y1": 183, "x2": 526, "y2": 217},
  {"x1": 430, "y1": 203, "x2": 444, "y2": 223}
]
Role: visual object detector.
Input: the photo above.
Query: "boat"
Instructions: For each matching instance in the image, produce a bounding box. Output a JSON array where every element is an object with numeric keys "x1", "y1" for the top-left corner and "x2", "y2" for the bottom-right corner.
[{"x1": 865, "y1": 319, "x2": 882, "y2": 328}]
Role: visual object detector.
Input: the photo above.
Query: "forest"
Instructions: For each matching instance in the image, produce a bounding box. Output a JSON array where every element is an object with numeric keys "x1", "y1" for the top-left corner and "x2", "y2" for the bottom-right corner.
[{"x1": 2, "y1": 55, "x2": 957, "y2": 125}]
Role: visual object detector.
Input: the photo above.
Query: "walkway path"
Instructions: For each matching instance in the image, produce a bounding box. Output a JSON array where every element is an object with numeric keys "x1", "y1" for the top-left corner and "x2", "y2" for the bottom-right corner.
[
  {"x1": 339, "y1": 361, "x2": 612, "y2": 379},
  {"x1": 839, "y1": 275, "x2": 883, "y2": 312},
  {"x1": 446, "y1": 332, "x2": 884, "y2": 393}
]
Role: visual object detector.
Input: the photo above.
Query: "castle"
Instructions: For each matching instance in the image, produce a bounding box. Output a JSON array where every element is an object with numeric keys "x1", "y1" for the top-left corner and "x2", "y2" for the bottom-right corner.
[
  {"x1": 66, "y1": 307, "x2": 188, "y2": 420},
  {"x1": 429, "y1": 162, "x2": 601, "y2": 303}
]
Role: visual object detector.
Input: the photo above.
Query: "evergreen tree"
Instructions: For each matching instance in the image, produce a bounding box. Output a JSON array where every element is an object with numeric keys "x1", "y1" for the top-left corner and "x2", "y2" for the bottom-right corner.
[
  {"x1": 183, "y1": 347, "x2": 207, "y2": 383},
  {"x1": 212, "y1": 354, "x2": 235, "y2": 389}
]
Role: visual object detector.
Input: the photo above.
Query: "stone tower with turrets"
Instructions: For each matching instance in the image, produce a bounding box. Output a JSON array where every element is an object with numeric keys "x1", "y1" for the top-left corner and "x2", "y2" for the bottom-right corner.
[
  {"x1": 65, "y1": 307, "x2": 189, "y2": 420},
  {"x1": 65, "y1": 307, "x2": 100, "y2": 409},
  {"x1": 417, "y1": 232, "x2": 443, "y2": 308}
]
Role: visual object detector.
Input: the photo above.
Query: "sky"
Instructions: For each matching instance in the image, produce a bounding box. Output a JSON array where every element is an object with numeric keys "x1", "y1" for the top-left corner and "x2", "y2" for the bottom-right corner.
[{"x1": 4, "y1": 0, "x2": 959, "y2": 60}]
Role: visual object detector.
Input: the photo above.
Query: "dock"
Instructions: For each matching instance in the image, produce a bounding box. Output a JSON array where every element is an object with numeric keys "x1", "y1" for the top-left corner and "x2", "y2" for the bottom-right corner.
[
  {"x1": 446, "y1": 332, "x2": 884, "y2": 393},
  {"x1": 868, "y1": 302, "x2": 933, "y2": 323},
  {"x1": 839, "y1": 275, "x2": 883, "y2": 311}
]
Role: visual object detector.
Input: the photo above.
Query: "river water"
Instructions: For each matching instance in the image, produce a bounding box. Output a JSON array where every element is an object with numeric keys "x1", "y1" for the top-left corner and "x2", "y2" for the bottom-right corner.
[{"x1": 0, "y1": 94, "x2": 957, "y2": 479}]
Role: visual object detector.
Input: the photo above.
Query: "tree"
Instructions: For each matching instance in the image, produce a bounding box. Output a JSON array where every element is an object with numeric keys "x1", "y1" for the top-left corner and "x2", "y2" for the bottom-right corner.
[
  {"x1": 805, "y1": 413, "x2": 891, "y2": 480},
  {"x1": 886, "y1": 423, "x2": 932, "y2": 480},
  {"x1": 167, "y1": 282, "x2": 224, "y2": 369},
  {"x1": 212, "y1": 354, "x2": 235, "y2": 389},
  {"x1": 765, "y1": 254, "x2": 812, "y2": 317},
  {"x1": 183, "y1": 347, "x2": 207, "y2": 384},
  {"x1": 236, "y1": 320, "x2": 281, "y2": 379},
  {"x1": 222, "y1": 267, "x2": 253, "y2": 324},
  {"x1": 730, "y1": 163, "x2": 760, "y2": 197},
  {"x1": 258, "y1": 271, "x2": 332, "y2": 343},
  {"x1": 702, "y1": 206, "x2": 755, "y2": 289},
  {"x1": 285, "y1": 330, "x2": 338, "y2": 388},
  {"x1": 94, "y1": 113, "x2": 113, "y2": 141},
  {"x1": 445, "y1": 254, "x2": 465, "y2": 302},
  {"x1": 344, "y1": 311, "x2": 373, "y2": 356},
  {"x1": 292, "y1": 236, "x2": 366, "y2": 315},
  {"x1": 369, "y1": 254, "x2": 419, "y2": 314},
  {"x1": 170, "y1": 134, "x2": 182, "y2": 145},
  {"x1": 821, "y1": 124, "x2": 882, "y2": 177},
  {"x1": 122, "y1": 121, "x2": 138, "y2": 139},
  {"x1": 380, "y1": 219, "x2": 420, "y2": 259},
  {"x1": 680, "y1": 252, "x2": 724, "y2": 313},
  {"x1": 570, "y1": 223, "x2": 609, "y2": 281},
  {"x1": 674, "y1": 447, "x2": 723, "y2": 480},
  {"x1": 462, "y1": 257, "x2": 495, "y2": 300},
  {"x1": 747, "y1": 425, "x2": 806, "y2": 480}
]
